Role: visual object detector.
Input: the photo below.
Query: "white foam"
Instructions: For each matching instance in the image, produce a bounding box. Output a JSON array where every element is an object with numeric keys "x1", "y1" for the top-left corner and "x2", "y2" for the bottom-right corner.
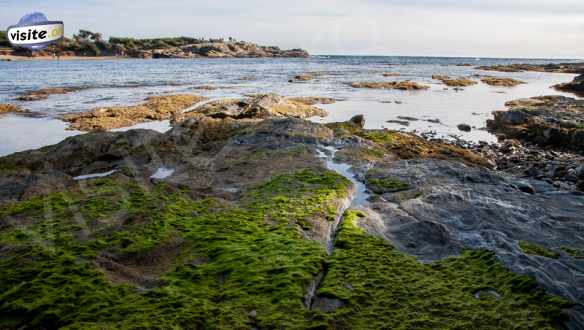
[
  {"x1": 73, "y1": 170, "x2": 116, "y2": 180},
  {"x1": 150, "y1": 167, "x2": 175, "y2": 179}
]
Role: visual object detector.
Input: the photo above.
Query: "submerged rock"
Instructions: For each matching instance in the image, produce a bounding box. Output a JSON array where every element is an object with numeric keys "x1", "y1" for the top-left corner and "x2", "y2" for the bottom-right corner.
[
  {"x1": 349, "y1": 81, "x2": 430, "y2": 90},
  {"x1": 16, "y1": 87, "x2": 85, "y2": 101}
]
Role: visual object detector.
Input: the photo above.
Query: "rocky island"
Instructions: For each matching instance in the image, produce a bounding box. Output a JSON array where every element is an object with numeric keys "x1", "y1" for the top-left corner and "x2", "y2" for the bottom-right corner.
[{"x1": 0, "y1": 30, "x2": 309, "y2": 59}]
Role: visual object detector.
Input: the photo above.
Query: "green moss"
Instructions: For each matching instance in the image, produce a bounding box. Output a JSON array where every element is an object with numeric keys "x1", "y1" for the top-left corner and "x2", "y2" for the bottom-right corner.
[
  {"x1": 367, "y1": 177, "x2": 410, "y2": 193},
  {"x1": 519, "y1": 241, "x2": 560, "y2": 259},
  {"x1": 0, "y1": 169, "x2": 350, "y2": 329},
  {"x1": 312, "y1": 210, "x2": 570, "y2": 329},
  {"x1": 561, "y1": 246, "x2": 584, "y2": 259},
  {"x1": 0, "y1": 173, "x2": 571, "y2": 329}
]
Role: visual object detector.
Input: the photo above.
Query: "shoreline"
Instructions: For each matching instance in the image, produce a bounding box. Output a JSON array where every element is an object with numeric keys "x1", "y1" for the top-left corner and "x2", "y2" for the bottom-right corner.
[{"x1": 0, "y1": 54, "x2": 127, "y2": 61}]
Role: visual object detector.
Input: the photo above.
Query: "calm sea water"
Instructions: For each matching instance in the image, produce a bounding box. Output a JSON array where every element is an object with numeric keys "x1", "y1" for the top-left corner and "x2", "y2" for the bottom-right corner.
[{"x1": 0, "y1": 56, "x2": 581, "y2": 156}]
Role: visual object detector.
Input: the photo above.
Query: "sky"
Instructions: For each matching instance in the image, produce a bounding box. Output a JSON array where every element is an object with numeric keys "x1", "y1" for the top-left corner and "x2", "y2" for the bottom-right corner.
[{"x1": 1, "y1": 0, "x2": 583, "y2": 58}]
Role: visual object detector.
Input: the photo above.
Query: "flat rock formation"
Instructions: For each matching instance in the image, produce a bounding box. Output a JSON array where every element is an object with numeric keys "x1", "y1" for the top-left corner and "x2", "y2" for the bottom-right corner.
[
  {"x1": 487, "y1": 96, "x2": 584, "y2": 153},
  {"x1": 0, "y1": 104, "x2": 24, "y2": 116},
  {"x1": 179, "y1": 93, "x2": 330, "y2": 121},
  {"x1": 349, "y1": 81, "x2": 430, "y2": 90},
  {"x1": 1, "y1": 114, "x2": 582, "y2": 328},
  {"x1": 62, "y1": 94, "x2": 206, "y2": 131},
  {"x1": 553, "y1": 74, "x2": 584, "y2": 96},
  {"x1": 481, "y1": 76, "x2": 525, "y2": 87},
  {"x1": 16, "y1": 87, "x2": 85, "y2": 101},
  {"x1": 432, "y1": 75, "x2": 478, "y2": 87},
  {"x1": 477, "y1": 62, "x2": 584, "y2": 74}
]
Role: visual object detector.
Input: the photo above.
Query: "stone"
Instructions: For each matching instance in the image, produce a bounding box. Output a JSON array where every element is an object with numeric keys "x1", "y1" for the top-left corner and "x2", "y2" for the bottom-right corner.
[
  {"x1": 481, "y1": 76, "x2": 525, "y2": 87},
  {"x1": 457, "y1": 124, "x2": 472, "y2": 132},
  {"x1": 349, "y1": 81, "x2": 430, "y2": 90}
]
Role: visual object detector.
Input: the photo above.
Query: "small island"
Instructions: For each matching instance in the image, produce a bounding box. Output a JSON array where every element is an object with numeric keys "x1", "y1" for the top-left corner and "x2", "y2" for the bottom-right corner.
[{"x1": 0, "y1": 29, "x2": 309, "y2": 60}]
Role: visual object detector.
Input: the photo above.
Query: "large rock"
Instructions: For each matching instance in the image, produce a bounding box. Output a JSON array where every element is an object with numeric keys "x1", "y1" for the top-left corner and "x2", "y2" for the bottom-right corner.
[
  {"x1": 487, "y1": 96, "x2": 584, "y2": 153},
  {"x1": 477, "y1": 62, "x2": 584, "y2": 74},
  {"x1": 180, "y1": 93, "x2": 328, "y2": 121},
  {"x1": 554, "y1": 74, "x2": 584, "y2": 96},
  {"x1": 349, "y1": 81, "x2": 430, "y2": 90}
]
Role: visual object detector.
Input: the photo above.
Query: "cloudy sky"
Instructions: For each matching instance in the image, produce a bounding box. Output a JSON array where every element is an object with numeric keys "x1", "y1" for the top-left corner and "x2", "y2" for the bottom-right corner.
[{"x1": 1, "y1": 0, "x2": 583, "y2": 58}]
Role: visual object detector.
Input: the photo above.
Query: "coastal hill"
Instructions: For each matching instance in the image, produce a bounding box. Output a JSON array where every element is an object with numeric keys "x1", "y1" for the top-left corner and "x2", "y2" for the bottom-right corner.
[{"x1": 0, "y1": 29, "x2": 309, "y2": 58}]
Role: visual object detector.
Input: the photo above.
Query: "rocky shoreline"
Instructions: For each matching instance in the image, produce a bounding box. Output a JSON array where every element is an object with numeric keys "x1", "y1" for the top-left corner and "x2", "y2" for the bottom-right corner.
[{"x1": 1, "y1": 66, "x2": 584, "y2": 329}]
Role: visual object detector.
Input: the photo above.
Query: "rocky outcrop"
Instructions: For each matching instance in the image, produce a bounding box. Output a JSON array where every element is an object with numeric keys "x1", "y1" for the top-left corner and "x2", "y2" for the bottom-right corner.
[
  {"x1": 553, "y1": 74, "x2": 584, "y2": 96},
  {"x1": 62, "y1": 94, "x2": 206, "y2": 131},
  {"x1": 432, "y1": 75, "x2": 477, "y2": 87},
  {"x1": 0, "y1": 116, "x2": 582, "y2": 328},
  {"x1": 477, "y1": 62, "x2": 584, "y2": 74},
  {"x1": 16, "y1": 87, "x2": 85, "y2": 101},
  {"x1": 487, "y1": 96, "x2": 584, "y2": 153},
  {"x1": 481, "y1": 76, "x2": 525, "y2": 87},
  {"x1": 349, "y1": 81, "x2": 430, "y2": 90},
  {"x1": 98, "y1": 42, "x2": 310, "y2": 59},
  {"x1": 289, "y1": 73, "x2": 315, "y2": 82}
]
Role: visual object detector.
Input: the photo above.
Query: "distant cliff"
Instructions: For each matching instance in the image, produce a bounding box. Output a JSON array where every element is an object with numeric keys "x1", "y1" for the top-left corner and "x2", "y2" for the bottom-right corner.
[{"x1": 0, "y1": 30, "x2": 309, "y2": 58}]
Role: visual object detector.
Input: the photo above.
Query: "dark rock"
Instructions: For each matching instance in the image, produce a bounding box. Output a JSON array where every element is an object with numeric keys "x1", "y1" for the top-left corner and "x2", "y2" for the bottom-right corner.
[
  {"x1": 457, "y1": 124, "x2": 472, "y2": 132},
  {"x1": 349, "y1": 114, "x2": 365, "y2": 128}
]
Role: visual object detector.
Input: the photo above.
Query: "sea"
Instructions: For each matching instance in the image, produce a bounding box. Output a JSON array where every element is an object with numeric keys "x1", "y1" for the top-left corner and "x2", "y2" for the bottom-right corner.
[{"x1": 0, "y1": 55, "x2": 581, "y2": 156}]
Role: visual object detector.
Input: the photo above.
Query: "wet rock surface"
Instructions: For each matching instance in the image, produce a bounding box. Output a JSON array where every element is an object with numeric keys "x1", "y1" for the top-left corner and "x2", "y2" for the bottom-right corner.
[
  {"x1": 487, "y1": 95, "x2": 584, "y2": 153},
  {"x1": 359, "y1": 158, "x2": 584, "y2": 316}
]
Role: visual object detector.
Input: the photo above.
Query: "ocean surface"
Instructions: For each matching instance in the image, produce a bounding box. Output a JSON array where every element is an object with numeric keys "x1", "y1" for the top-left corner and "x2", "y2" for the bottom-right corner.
[{"x1": 0, "y1": 56, "x2": 581, "y2": 156}]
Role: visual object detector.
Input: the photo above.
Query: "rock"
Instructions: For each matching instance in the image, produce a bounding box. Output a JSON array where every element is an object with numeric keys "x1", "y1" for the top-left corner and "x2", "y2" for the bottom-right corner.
[
  {"x1": 349, "y1": 114, "x2": 365, "y2": 128},
  {"x1": 289, "y1": 73, "x2": 314, "y2": 82},
  {"x1": 432, "y1": 75, "x2": 478, "y2": 87},
  {"x1": 382, "y1": 72, "x2": 400, "y2": 77},
  {"x1": 553, "y1": 74, "x2": 584, "y2": 96},
  {"x1": 487, "y1": 96, "x2": 584, "y2": 153},
  {"x1": 476, "y1": 63, "x2": 584, "y2": 74},
  {"x1": 357, "y1": 158, "x2": 584, "y2": 327},
  {"x1": 386, "y1": 120, "x2": 410, "y2": 126},
  {"x1": 457, "y1": 124, "x2": 472, "y2": 132},
  {"x1": 16, "y1": 87, "x2": 84, "y2": 101},
  {"x1": 62, "y1": 94, "x2": 206, "y2": 131},
  {"x1": 481, "y1": 76, "x2": 525, "y2": 87},
  {"x1": 397, "y1": 116, "x2": 418, "y2": 121},
  {"x1": 180, "y1": 94, "x2": 328, "y2": 122},
  {"x1": 286, "y1": 96, "x2": 337, "y2": 105},
  {"x1": 349, "y1": 81, "x2": 430, "y2": 90},
  {"x1": 0, "y1": 104, "x2": 25, "y2": 116},
  {"x1": 180, "y1": 42, "x2": 309, "y2": 58}
]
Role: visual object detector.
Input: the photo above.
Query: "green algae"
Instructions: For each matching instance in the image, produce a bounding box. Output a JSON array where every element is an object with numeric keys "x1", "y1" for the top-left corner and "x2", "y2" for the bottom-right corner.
[
  {"x1": 312, "y1": 210, "x2": 570, "y2": 329},
  {"x1": 561, "y1": 246, "x2": 584, "y2": 259},
  {"x1": 0, "y1": 171, "x2": 571, "y2": 329},
  {"x1": 0, "y1": 168, "x2": 350, "y2": 329},
  {"x1": 519, "y1": 241, "x2": 560, "y2": 259},
  {"x1": 366, "y1": 177, "x2": 410, "y2": 193}
]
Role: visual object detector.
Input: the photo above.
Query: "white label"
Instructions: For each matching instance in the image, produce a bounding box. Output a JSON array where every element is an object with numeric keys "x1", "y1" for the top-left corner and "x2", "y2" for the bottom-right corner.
[{"x1": 7, "y1": 22, "x2": 64, "y2": 46}]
